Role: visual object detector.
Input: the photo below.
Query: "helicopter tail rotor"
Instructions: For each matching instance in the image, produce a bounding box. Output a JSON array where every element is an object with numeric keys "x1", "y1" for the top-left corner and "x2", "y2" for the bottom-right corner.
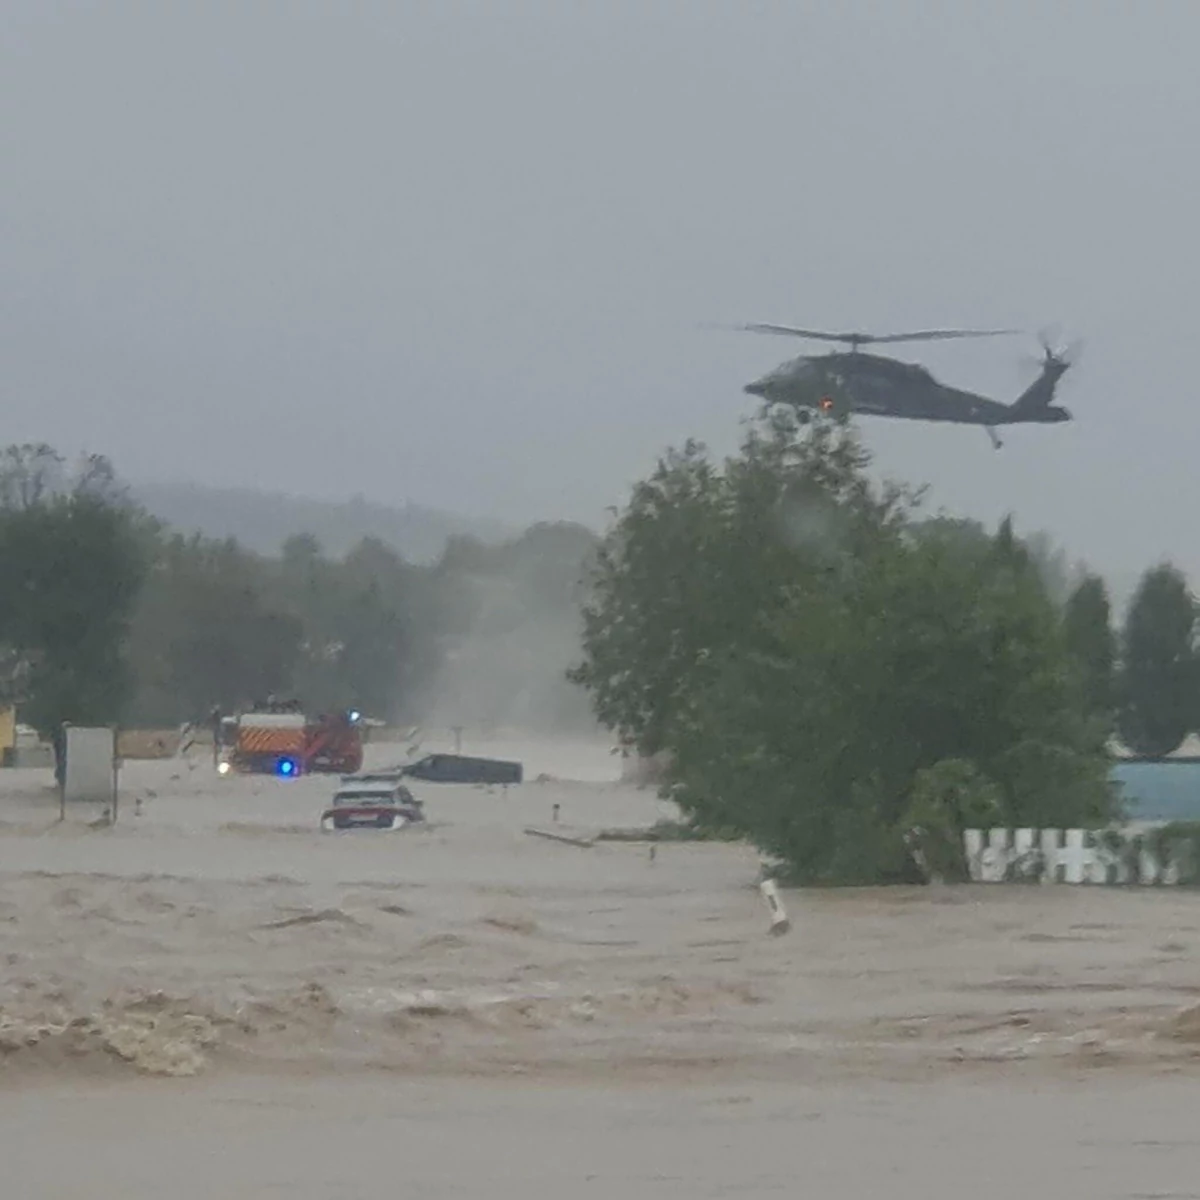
[
  {"x1": 1036, "y1": 325, "x2": 1083, "y2": 365},
  {"x1": 1037, "y1": 323, "x2": 1062, "y2": 356},
  {"x1": 1020, "y1": 329, "x2": 1081, "y2": 375}
]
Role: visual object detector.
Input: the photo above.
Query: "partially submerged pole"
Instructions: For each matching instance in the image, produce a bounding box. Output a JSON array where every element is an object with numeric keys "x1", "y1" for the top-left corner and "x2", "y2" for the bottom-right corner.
[{"x1": 759, "y1": 878, "x2": 791, "y2": 936}]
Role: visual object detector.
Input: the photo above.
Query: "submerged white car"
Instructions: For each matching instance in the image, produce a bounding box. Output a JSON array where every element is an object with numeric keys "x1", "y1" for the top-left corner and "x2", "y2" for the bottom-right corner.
[{"x1": 320, "y1": 773, "x2": 425, "y2": 832}]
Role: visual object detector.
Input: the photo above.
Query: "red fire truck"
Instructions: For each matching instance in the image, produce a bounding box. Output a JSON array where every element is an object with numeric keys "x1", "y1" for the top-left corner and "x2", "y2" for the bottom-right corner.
[{"x1": 217, "y1": 702, "x2": 364, "y2": 777}]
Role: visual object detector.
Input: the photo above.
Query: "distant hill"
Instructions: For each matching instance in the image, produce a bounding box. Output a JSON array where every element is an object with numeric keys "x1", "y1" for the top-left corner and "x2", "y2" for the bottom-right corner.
[{"x1": 133, "y1": 481, "x2": 516, "y2": 563}]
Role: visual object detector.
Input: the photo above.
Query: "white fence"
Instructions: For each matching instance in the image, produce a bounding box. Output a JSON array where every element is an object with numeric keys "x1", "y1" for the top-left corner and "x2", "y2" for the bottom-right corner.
[{"x1": 963, "y1": 827, "x2": 1188, "y2": 885}]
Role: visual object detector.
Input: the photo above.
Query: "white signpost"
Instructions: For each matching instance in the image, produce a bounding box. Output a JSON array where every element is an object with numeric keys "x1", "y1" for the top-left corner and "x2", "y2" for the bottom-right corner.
[
  {"x1": 759, "y1": 878, "x2": 791, "y2": 935},
  {"x1": 61, "y1": 725, "x2": 119, "y2": 821}
]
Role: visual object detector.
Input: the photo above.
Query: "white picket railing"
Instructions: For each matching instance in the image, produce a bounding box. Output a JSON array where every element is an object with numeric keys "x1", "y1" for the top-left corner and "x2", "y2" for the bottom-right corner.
[{"x1": 962, "y1": 827, "x2": 1186, "y2": 885}]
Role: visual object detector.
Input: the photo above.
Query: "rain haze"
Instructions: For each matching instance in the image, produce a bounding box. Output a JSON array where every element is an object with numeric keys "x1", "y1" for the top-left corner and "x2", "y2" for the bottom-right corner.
[
  {"x1": 12, "y1": 8, "x2": 1200, "y2": 1194},
  {"x1": 3, "y1": 1, "x2": 1197, "y2": 579}
]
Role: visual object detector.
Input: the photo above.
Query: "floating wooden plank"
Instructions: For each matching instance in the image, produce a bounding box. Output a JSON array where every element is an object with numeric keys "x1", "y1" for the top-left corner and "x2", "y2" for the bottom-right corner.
[{"x1": 524, "y1": 826, "x2": 595, "y2": 849}]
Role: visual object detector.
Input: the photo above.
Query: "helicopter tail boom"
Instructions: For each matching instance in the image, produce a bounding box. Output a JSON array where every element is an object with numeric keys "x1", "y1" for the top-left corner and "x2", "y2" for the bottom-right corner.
[{"x1": 1007, "y1": 342, "x2": 1073, "y2": 422}]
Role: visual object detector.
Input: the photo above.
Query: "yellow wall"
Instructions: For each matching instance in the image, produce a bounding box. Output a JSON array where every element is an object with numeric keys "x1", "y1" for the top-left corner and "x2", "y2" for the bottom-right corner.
[
  {"x1": 116, "y1": 729, "x2": 182, "y2": 759},
  {"x1": 0, "y1": 707, "x2": 14, "y2": 753}
]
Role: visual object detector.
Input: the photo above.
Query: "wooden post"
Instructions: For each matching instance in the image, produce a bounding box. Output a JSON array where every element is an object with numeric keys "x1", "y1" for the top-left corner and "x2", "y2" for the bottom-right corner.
[
  {"x1": 110, "y1": 725, "x2": 119, "y2": 825},
  {"x1": 58, "y1": 721, "x2": 68, "y2": 822}
]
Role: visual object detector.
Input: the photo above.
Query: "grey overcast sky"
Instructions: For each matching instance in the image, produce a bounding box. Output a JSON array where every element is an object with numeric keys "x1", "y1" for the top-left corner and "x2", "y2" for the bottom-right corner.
[{"x1": 3, "y1": 1, "x2": 1198, "y2": 586}]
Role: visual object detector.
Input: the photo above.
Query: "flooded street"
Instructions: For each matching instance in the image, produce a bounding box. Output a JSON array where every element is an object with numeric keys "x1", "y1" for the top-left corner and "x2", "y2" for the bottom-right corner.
[
  {"x1": 9, "y1": 1074, "x2": 1200, "y2": 1198},
  {"x1": 5, "y1": 735, "x2": 1200, "y2": 1196}
]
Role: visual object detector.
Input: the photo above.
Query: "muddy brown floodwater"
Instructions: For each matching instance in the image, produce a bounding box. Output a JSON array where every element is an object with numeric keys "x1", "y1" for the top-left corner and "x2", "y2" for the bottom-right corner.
[{"x1": 5, "y1": 733, "x2": 1200, "y2": 1196}]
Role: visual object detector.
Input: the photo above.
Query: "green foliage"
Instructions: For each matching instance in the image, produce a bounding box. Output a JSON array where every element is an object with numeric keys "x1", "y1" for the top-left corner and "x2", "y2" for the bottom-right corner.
[
  {"x1": 126, "y1": 534, "x2": 305, "y2": 723},
  {"x1": 570, "y1": 414, "x2": 914, "y2": 759},
  {"x1": 1147, "y1": 821, "x2": 1200, "y2": 885},
  {"x1": 1064, "y1": 573, "x2": 1116, "y2": 720},
  {"x1": 903, "y1": 759, "x2": 1004, "y2": 881},
  {"x1": 1117, "y1": 563, "x2": 1198, "y2": 757},
  {"x1": 595, "y1": 819, "x2": 741, "y2": 843},
  {"x1": 0, "y1": 448, "x2": 146, "y2": 751},
  {"x1": 123, "y1": 502, "x2": 596, "y2": 729},
  {"x1": 125, "y1": 531, "x2": 437, "y2": 726},
  {"x1": 1020, "y1": 529, "x2": 1077, "y2": 606},
  {"x1": 571, "y1": 412, "x2": 1118, "y2": 885},
  {"x1": 275, "y1": 534, "x2": 429, "y2": 722},
  {"x1": 0, "y1": 443, "x2": 597, "y2": 736}
]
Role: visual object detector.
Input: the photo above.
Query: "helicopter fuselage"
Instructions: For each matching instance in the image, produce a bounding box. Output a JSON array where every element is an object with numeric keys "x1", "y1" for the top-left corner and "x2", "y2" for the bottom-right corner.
[{"x1": 744, "y1": 350, "x2": 1070, "y2": 428}]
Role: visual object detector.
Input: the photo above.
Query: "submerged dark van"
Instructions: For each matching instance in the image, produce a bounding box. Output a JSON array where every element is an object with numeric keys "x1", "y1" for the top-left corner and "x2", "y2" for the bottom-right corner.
[{"x1": 401, "y1": 753, "x2": 523, "y2": 785}]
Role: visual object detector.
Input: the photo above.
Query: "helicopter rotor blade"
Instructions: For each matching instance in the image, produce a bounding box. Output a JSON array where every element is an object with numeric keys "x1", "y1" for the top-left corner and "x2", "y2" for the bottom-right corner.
[
  {"x1": 736, "y1": 324, "x2": 862, "y2": 341},
  {"x1": 733, "y1": 324, "x2": 1019, "y2": 345},
  {"x1": 866, "y1": 328, "x2": 1020, "y2": 344},
  {"x1": 698, "y1": 322, "x2": 861, "y2": 342}
]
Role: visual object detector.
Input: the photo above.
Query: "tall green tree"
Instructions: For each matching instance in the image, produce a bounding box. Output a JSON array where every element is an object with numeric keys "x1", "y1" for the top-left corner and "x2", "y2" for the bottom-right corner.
[
  {"x1": 571, "y1": 415, "x2": 911, "y2": 759},
  {"x1": 128, "y1": 526, "x2": 448, "y2": 727},
  {"x1": 571, "y1": 412, "x2": 1115, "y2": 883},
  {"x1": 0, "y1": 446, "x2": 147, "y2": 772},
  {"x1": 1063, "y1": 573, "x2": 1116, "y2": 720},
  {"x1": 126, "y1": 534, "x2": 302, "y2": 723},
  {"x1": 274, "y1": 535, "x2": 431, "y2": 721},
  {"x1": 319, "y1": 538, "x2": 415, "y2": 719},
  {"x1": 1117, "y1": 563, "x2": 1197, "y2": 757}
]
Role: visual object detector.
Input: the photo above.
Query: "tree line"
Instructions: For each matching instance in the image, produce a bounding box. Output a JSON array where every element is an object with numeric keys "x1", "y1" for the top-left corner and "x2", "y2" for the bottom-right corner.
[
  {"x1": 4, "y1": 428, "x2": 1197, "y2": 886},
  {"x1": 569, "y1": 410, "x2": 1200, "y2": 884},
  {"x1": 0, "y1": 443, "x2": 598, "y2": 745}
]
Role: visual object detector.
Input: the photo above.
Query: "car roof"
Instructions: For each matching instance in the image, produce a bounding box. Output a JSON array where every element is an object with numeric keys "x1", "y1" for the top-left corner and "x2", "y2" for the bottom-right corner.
[{"x1": 334, "y1": 782, "x2": 400, "y2": 797}]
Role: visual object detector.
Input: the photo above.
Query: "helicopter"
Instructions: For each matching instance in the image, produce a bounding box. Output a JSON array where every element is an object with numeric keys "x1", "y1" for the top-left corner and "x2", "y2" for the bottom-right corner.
[{"x1": 735, "y1": 324, "x2": 1075, "y2": 449}]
